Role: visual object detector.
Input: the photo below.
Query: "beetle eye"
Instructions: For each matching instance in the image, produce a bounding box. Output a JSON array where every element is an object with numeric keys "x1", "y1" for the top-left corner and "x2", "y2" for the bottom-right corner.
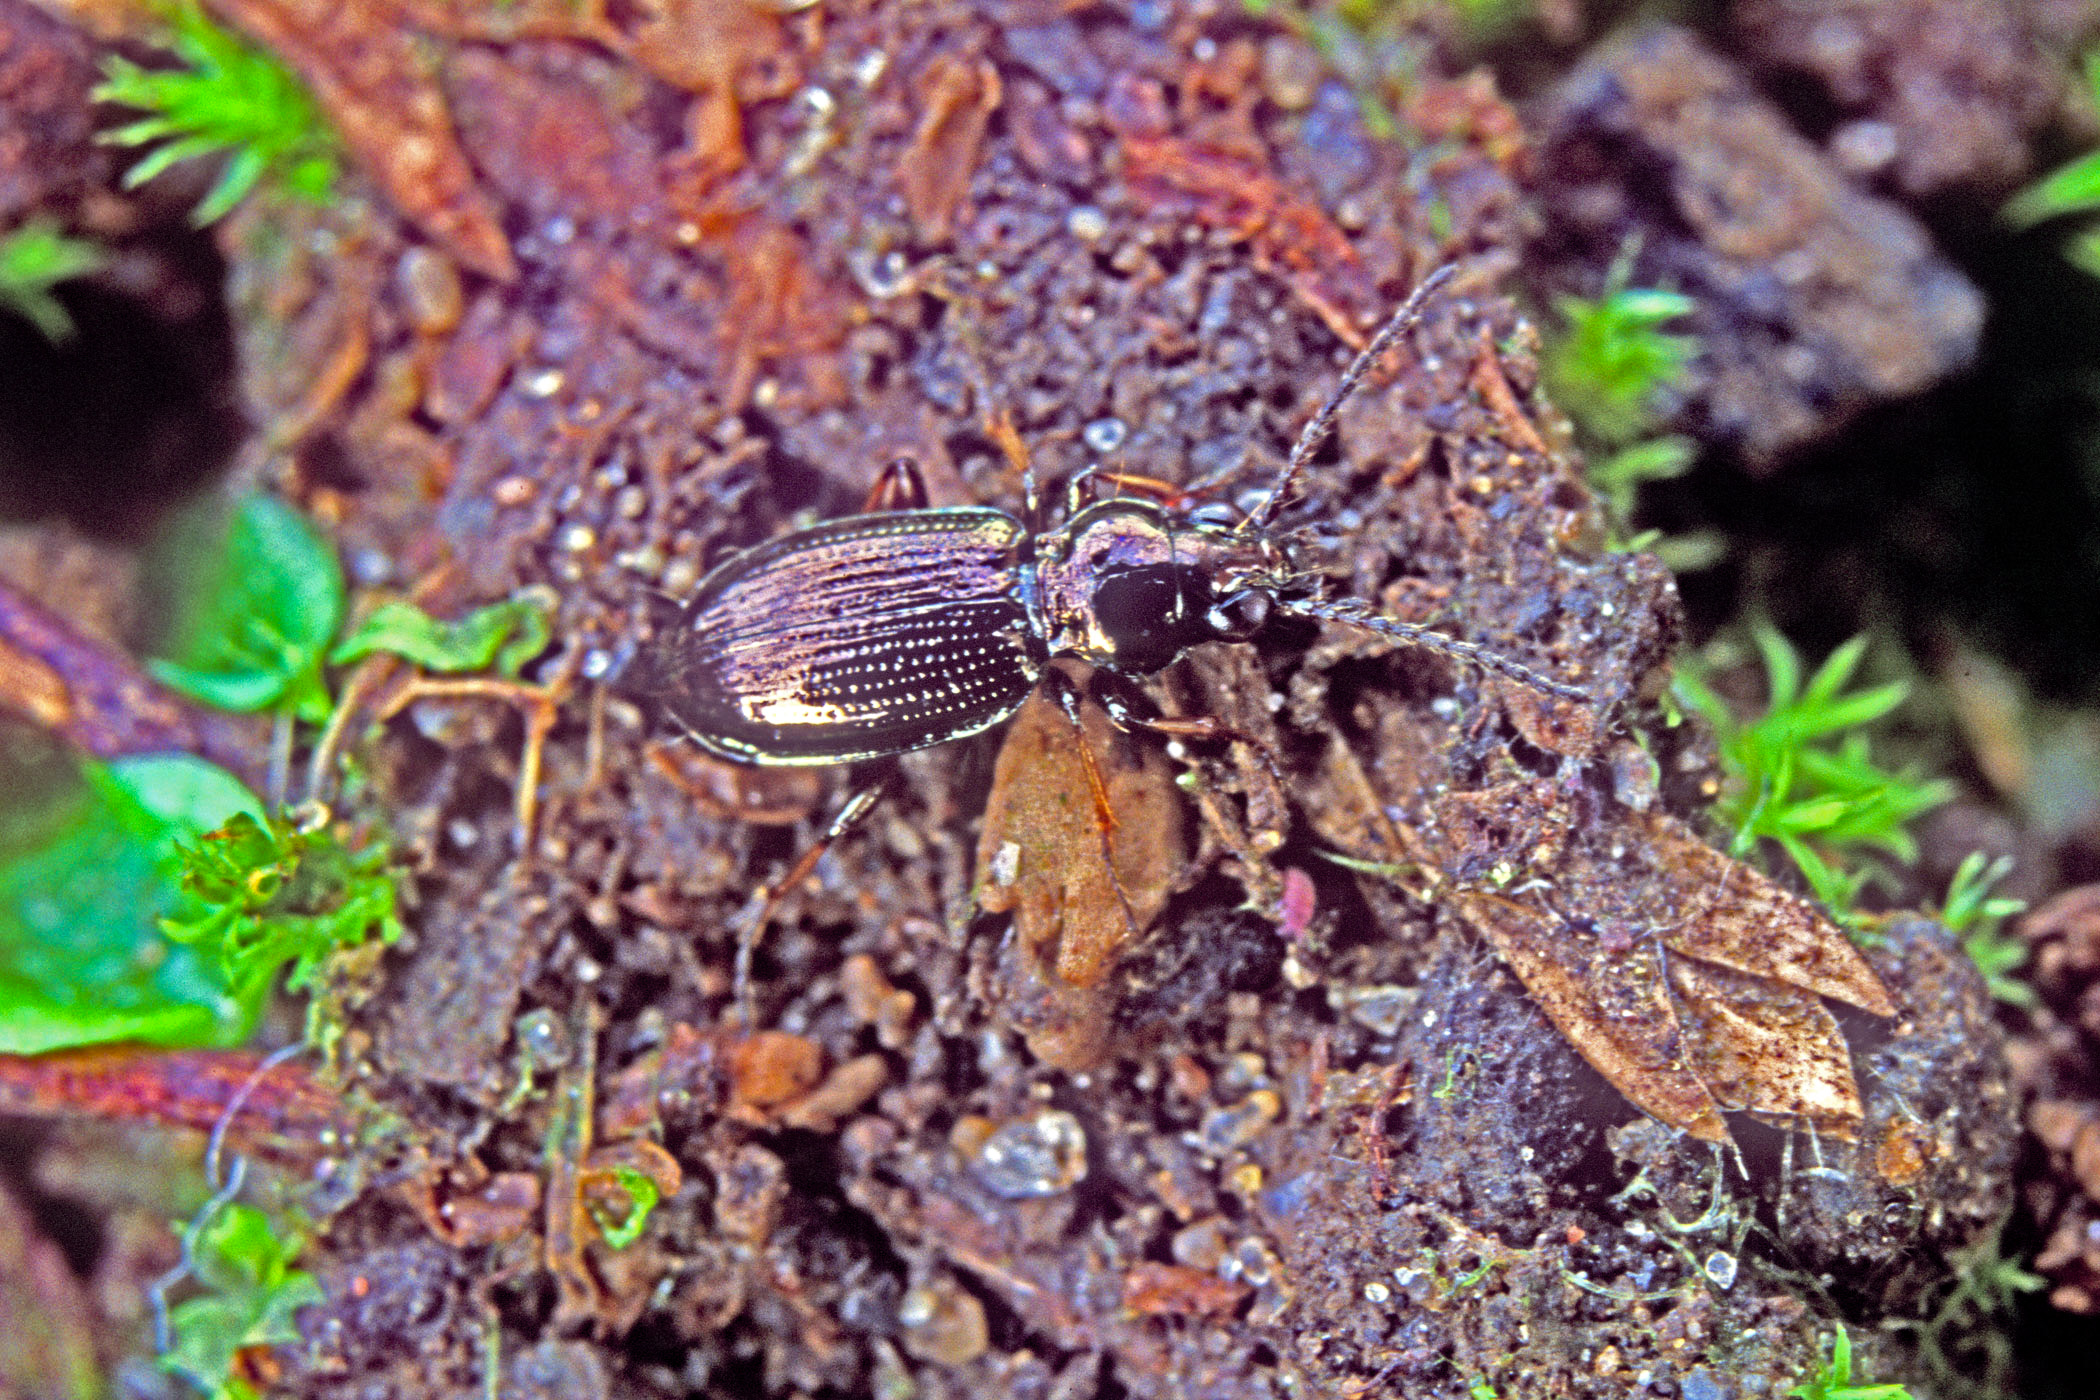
[
  {"x1": 1207, "y1": 589, "x2": 1270, "y2": 639},
  {"x1": 1187, "y1": 501, "x2": 1238, "y2": 528}
]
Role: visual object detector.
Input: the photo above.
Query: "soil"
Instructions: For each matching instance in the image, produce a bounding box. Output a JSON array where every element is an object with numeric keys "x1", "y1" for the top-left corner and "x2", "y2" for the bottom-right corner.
[{"x1": 0, "y1": 0, "x2": 2087, "y2": 1397}]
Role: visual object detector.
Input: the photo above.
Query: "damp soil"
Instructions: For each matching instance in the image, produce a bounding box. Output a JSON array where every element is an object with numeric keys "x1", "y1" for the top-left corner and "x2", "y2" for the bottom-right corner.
[{"x1": 0, "y1": 0, "x2": 2083, "y2": 1396}]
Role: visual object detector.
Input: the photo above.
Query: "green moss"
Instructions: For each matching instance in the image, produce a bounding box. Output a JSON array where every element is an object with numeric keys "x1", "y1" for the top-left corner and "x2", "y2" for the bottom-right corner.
[{"x1": 95, "y1": 3, "x2": 339, "y2": 225}]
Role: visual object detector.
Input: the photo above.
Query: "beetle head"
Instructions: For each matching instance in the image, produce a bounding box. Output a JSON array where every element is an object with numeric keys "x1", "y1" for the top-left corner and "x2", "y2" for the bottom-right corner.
[{"x1": 1034, "y1": 501, "x2": 1290, "y2": 675}]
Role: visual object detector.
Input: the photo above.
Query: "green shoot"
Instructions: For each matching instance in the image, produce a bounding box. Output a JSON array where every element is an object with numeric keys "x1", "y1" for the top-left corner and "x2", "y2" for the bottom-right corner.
[
  {"x1": 1936, "y1": 852, "x2": 2035, "y2": 1008},
  {"x1": 1672, "y1": 626, "x2": 1953, "y2": 918},
  {"x1": 589, "y1": 1166, "x2": 663, "y2": 1250},
  {"x1": 0, "y1": 220, "x2": 106, "y2": 341},
  {"x1": 95, "y1": 2, "x2": 339, "y2": 225},
  {"x1": 331, "y1": 591, "x2": 554, "y2": 678},
  {"x1": 1542, "y1": 244, "x2": 1709, "y2": 564},
  {"x1": 2003, "y1": 50, "x2": 2100, "y2": 275},
  {"x1": 1787, "y1": 1326, "x2": 1912, "y2": 1400},
  {"x1": 161, "y1": 1203, "x2": 322, "y2": 1400},
  {"x1": 159, "y1": 806, "x2": 402, "y2": 1016},
  {"x1": 1544, "y1": 250, "x2": 1697, "y2": 449}
]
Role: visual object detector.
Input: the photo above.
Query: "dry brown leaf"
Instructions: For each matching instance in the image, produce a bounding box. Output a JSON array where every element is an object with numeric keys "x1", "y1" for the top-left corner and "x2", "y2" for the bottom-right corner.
[
  {"x1": 898, "y1": 53, "x2": 1002, "y2": 241},
  {"x1": 1636, "y1": 811, "x2": 1896, "y2": 1016},
  {"x1": 1666, "y1": 956, "x2": 1864, "y2": 1135},
  {"x1": 975, "y1": 667, "x2": 1186, "y2": 990},
  {"x1": 1451, "y1": 889, "x2": 1731, "y2": 1143},
  {"x1": 1443, "y1": 805, "x2": 1894, "y2": 1143}
]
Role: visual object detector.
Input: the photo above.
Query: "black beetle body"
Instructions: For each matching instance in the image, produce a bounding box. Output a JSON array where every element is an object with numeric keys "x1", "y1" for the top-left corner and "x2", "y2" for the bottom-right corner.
[
  {"x1": 637, "y1": 267, "x2": 1582, "y2": 771},
  {"x1": 650, "y1": 498, "x2": 1279, "y2": 764}
]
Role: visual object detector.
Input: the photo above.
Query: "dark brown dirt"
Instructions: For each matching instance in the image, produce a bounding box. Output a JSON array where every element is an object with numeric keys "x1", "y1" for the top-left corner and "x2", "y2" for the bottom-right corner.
[{"x1": 0, "y1": 1, "x2": 2049, "y2": 1397}]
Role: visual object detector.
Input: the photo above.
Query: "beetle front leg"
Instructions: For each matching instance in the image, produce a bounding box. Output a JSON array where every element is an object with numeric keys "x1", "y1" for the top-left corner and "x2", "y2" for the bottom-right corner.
[
  {"x1": 1093, "y1": 676, "x2": 1289, "y2": 911},
  {"x1": 1039, "y1": 667, "x2": 1142, "y2": 946}
]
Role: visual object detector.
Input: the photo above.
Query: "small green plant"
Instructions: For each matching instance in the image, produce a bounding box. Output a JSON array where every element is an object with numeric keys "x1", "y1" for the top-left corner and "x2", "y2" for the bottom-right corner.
[
  {"x1": 151, "y1": 492, "x2": 346, "y2": 723},
  {"x1": 161, "y1": 1202, "x2": 323, "y2": 1400},
  {"x1": 2003, "y1": 49, "x2": 2100, "y2": 276},
  {"x1": 1936, "y1": 852, "x2": 2036, "y2": 1008},
  {"x1": 0, "y1": 219, "x2": 106, "y2": 340},
  {"x1": 1544, "y1": 249, "x2": 1697, "y2": 450},
  {"x1": 160, "y1": 806, "x2": 403, "y2": 1018},
  {"x1": 1788, "y1": 1326, "x2": 1913, "y2": 1400},
  {"x1": 1672, "y1": 626, "x2": 1953, "y2": 918},
  {"x1": 589, "y1": 1165, "x2": 663, "y2": 1250},
  {"x1": 331, "y1": 592, "x2": 554, "y2": 678},
  {"x1": 1542, "y1": 247, "x2": 1717, "y2": 569},
  {"x1": 95, "y1": 2, "x2": 339, "y2": 225}
]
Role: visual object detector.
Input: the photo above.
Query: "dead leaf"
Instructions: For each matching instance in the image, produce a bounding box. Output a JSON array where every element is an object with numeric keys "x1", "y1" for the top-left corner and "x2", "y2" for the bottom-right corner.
[
  {"x1": 1452, "y1": 889, "x2": 1731, "y2": 1143},
  {"x1": 1666, "y1": 956, "x2": 1863, "y2": 1133},
  {"x1": 975, "y1": 667, "x2": 1186, "y2": 990},
  {"x1": 1443, "y1": 806, "x2": 1895, "y2": 1143},
  {"x1": 1636, "y1": 811, "x2": 1895, "y2": 1016},
  {"x1": 898, "y1": 53, "x2": 1002, "y2": 241}
]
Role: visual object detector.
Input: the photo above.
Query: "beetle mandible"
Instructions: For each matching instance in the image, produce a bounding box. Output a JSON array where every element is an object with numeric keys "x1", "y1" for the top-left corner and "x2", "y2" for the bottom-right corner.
[{"x1": 635, "y1": 265, "x2": 1586, "y2": 778}]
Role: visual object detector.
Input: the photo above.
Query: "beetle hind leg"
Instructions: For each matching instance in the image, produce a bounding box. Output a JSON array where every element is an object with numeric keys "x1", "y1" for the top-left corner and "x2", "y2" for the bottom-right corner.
[
  {"x1": 730, "y1": 775, "x2": 893, "y2": 1028},
  {"x1": 863, "y1": 456, "x2": 931, "y2": 512}
]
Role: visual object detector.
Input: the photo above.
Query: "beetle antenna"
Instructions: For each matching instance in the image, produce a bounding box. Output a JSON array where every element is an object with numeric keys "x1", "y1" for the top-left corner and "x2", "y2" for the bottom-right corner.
[
  {"x1": 1238, "y1": 262, "x2": 1462, "y2": 536},
  {"x1": 1278, "y1": 594, "x2": 1590, "y2": 702}
]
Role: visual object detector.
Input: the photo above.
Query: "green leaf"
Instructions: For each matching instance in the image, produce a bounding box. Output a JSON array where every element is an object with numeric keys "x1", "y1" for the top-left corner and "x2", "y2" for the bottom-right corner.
[
  {"x1": 330, "y1": 592, "x2": 554, "y2": 676},
  {"x1": 1787, "y1": 1325, "x2": 1914, "y2": 1400},
  {"x1": 1544, "y1": 263, "x2": 1699, "y2": 448},
  {"x1": 0, "y1": 219, "x2": 106, "y2": 341},
  {"x1": 2004, "y1": 148, "x2": 2100, "y2": 228},
  {"x1": 101, "y1": 753, "x2": 269, "y2": 837},
  {"x1": 1673, "y1": 628, "x2": 1950, "y2": 921},
  {"x1": 162, "y1": 1204, "x2": 322, "y2": 1399},
  {"x1": 591, "y1": 1166, "x2": 662, "y2": 1249},
  {"x1": 150, "y1": 493, "x2": 345, "y2": 723},
  {"x1": 93, "y1": 2, "x2": 339, "y2": 226},
  {"x1": 0, "y1": 750, "x2": 256, "y2": 1054}
]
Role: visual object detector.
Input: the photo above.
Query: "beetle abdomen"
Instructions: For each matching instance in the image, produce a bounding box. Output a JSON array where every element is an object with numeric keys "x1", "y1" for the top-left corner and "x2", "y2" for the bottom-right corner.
[{"x1": 660, "y1": 509, "x2": 1043, "y2": 764}]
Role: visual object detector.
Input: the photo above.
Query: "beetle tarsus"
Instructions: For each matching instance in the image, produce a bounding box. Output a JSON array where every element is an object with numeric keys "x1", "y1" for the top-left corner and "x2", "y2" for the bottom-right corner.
[{"x1": 732, "y1": 778, "x2": 892, "y2": 1028}]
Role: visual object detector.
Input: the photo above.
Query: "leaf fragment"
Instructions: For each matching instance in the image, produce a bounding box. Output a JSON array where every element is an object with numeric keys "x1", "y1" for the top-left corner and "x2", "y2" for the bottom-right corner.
[{"x1": 1637, "y1": 811, "x2": 1895, "y2": 1016}]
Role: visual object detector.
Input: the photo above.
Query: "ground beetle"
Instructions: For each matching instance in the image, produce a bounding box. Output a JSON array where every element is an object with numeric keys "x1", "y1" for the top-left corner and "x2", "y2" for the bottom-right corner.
[
  {"x1": 638, "y1": 266, "x2": 1585, "y2": 770},
  {"x1": 630, "y1": 267, "x2": 1588, "y2": 1014}
]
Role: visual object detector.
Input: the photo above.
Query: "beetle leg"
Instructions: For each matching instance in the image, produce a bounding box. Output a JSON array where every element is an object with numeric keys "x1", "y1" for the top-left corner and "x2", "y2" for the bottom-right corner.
[
  {"x1": 1102, "y1": 702, "x2": 1291, "y2": 802},
  {"x1": 732, "y1": 775, "x2": 893, "y2": 1028},
  {"x1": 863, "y1": 456, "x2": 931, "y2": 512}
]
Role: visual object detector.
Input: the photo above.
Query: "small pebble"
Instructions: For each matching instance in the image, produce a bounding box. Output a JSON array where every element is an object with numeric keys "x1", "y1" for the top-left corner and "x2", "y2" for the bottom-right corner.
[
  {"x1": 898, "y1": 1277, "x2": 988, "y2": 1365},
  {"x1": 968, "y1": 1109, "x2": 1087, "y2": 1198}
]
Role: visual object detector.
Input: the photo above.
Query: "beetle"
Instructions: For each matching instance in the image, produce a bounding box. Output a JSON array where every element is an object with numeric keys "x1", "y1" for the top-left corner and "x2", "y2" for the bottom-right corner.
[
  {"x1": 627, "y1": 266, "x2": 1588, "y2": 1016},
  {"x1": 636, "y1": 265, "x2": 1584, "y2": 772}
]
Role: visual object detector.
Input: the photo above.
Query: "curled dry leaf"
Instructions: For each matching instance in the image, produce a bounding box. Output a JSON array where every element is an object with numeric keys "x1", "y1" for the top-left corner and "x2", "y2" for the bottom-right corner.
[
  {"x1": 1448, "y1": 809, "x2": 1894, "y2": 1143},
  {"x1": 898, "y1": 51, "x2": 1002, "y2": 241},
  {"x1": 974, "y1": 666, "x2": 1187, "y2": 1068}
]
